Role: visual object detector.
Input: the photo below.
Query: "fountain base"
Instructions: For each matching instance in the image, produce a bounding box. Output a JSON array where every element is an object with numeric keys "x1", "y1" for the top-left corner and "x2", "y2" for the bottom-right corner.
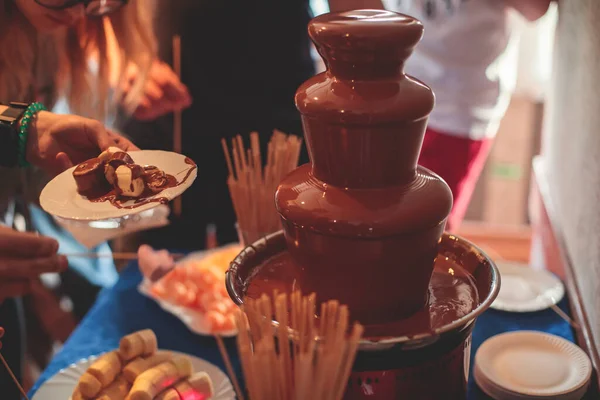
[{"x1": 226, "y1": 231, "x2": 499, "y2": 399}]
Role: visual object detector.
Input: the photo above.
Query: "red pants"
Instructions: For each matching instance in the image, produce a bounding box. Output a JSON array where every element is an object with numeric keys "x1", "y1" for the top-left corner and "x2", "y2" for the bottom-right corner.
[{"x1": 418, "y1": 128, "x2": 494, "y2": 231}]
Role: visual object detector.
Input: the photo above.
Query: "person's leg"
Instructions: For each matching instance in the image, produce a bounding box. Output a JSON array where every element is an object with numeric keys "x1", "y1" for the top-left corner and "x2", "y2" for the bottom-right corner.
[
  {"x1": 0, "y1": 298, "x2": 24, "y2": 400},
  {"x1": 418, "y1": 127, "x2": 494, "y2": 231}
]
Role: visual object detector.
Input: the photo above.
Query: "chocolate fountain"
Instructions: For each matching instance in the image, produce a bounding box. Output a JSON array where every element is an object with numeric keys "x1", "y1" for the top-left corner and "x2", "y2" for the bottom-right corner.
[{"x1": 226, "y1": 10, "x2": 499, "y2": 399}]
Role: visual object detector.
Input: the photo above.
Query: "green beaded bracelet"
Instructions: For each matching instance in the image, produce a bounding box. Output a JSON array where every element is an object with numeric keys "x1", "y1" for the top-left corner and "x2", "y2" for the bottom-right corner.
[{"x1": 18, "y1": 102, "x2": 47, "y2": 167}]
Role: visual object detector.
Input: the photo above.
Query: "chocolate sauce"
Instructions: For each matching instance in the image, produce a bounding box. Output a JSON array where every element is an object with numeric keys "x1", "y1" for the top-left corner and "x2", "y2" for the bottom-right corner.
[
  {"x1": 275, "y1": 10, "x2": 452, "y2": 324},
  {"x1": 86, "y1": 158, "x2": 197, "y2": 210},
  {"x1": 245, "y1": 250, "x2": 478, "y2": 339},
  {"x1": 107, "y1": 151, "x2": 134, "y2": 167}
]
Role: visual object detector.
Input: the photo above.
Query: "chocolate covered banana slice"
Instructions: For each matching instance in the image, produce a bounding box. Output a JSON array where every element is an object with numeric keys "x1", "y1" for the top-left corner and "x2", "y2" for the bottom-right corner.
[
  {"x1": 105, "y1": 152, "x2": 135, "y2": 185},
  {"x1": 98, "y1": 146, "x2": 125, "y2": 162},
  {"x1": 143, "y1": 166, "x2": 169, "y2": 193},
  {"x1": 73, "y1": 157, "x2": 109, "y2": 197},
  {"x1": 115, "y1": 165, "x2": 145, "y2": 197}
]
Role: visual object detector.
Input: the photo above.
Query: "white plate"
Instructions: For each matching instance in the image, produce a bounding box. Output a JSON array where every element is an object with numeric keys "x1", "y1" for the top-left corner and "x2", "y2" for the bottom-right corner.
[
  {"x1": 475, "y1": 364, "x2": 590, "y2": 400},
  {"x1": 491, "y1": 261, "x2": 565, "y2": 312},
  {"x1": 32, "y1": 350, "x2": 235, "y2": 400},
  {"x1": 138, "y1": 245, "x2": 241, "y2": 338},
  {"x1": 40, "y1": 150, "x2": 197, "y2": 221},
  {"x1": 475, "y1": 331, "x2": 591, "y2": 399}
]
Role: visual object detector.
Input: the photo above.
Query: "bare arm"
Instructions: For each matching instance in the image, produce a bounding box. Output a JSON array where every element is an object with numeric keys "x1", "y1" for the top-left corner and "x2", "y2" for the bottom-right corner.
[
  {"x1": 327, "y1": 0, "x2": 384, "y2": 13},
  {"x1": 504, "y1": 0, "x2": 552, "y2": 21}
]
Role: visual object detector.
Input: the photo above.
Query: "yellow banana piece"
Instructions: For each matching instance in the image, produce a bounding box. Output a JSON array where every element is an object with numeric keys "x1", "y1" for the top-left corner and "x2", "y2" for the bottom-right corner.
[
  {"x1": 122, "y1": 353, "x2": 172, "y2": 383},
  {"x1": 154, "y1": 372, "x2": 214, "y2": 400},
  {"x1": 154, "y1": 388, "x2": 180, "y2": 400},
  {"x1": 77, "y1": 372, "x2": 102, "y2": 398},
  {"x1": 87, "y1": 351, "x2": 122, "y2": 387},
  {"x1": 171, "y1": 357, "x2": 193, "y2": 377},
  {"x1": 127, "y1": 356, "x2": 192, "y2": 400},
  {"x1": 70, "y1": 387, "x2": 85, "y2": 400},
  {"x1": 139, "y1": 330, "x2": 158, "y2": 355},
  {"x1": 119, "y1": 330, "x2": 157, "y2": 361},
  {"x1": 187, "y1": 372, "x2": 214, "y2": 397},
  {"x1": 96, "y1": 376, "x2": 131, "y2": 400}
]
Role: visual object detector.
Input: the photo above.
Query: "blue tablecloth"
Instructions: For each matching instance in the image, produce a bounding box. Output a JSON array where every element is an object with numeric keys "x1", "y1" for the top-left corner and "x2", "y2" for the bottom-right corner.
[{"x1": 30, "y1": 262, "x2": 575, "y2": 399}]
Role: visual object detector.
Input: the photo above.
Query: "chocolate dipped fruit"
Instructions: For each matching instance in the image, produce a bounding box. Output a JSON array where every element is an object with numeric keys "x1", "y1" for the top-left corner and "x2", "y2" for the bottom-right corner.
[
  {"x1": 105, "y1": 151, "x2": 134, "y2": 185},
  {"x1": 73, "y1": 157, "x2": 109, "y2": 197}
]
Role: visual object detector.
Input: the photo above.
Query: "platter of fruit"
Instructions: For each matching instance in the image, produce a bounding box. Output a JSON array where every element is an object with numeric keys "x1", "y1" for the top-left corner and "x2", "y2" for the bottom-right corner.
[
  {"x1": 138, "y1": 244, "x2": 243, "y2": 337},
  {"x1": 31, "y1": 329, "x2": 234, "y2": 399}
]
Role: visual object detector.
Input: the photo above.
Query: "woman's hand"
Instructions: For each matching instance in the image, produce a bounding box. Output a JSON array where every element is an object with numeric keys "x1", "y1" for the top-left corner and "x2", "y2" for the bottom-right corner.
[
  {"x1": 27, "y1": 111, "x2": 139, "y2": 175},
  {"x1": 124, "y1": 60, "x2": 192, "y2": 121},
  {"x1": 0, "y1": 226, "x2": 67, "y2": 303}
]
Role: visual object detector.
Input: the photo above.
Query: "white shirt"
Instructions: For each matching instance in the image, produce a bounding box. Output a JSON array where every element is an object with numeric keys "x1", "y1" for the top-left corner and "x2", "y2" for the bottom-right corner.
[{"x1": 383, "y1": 0, "x2": 519, "y2": 139}]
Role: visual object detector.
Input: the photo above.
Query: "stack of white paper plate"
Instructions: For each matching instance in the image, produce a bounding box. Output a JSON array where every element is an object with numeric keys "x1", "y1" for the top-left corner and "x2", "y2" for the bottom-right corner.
[{"x1": 474, "y1": 331, "x2": 592, "y2": 399}]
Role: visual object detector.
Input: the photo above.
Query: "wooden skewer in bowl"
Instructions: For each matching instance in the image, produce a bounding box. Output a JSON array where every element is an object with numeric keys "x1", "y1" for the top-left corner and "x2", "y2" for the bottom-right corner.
[
  {"x1": 222, "y1": 131, "x2": 302, "y2": 245},
  {"x1": 217, "y1": 291, "x2": 363, "y2": 400}
]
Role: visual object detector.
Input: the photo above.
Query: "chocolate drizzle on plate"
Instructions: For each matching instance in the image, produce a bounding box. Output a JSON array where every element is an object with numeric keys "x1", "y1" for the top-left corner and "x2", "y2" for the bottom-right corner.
[{"x1": 74, "y1": 151, "x2": 197, "y2": 210}]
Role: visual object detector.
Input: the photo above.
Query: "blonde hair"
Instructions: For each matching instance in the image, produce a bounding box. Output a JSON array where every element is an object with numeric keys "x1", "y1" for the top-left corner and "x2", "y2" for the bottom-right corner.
[{"x1": 0, "y1": 0, "x2": 156, "y2": 120}]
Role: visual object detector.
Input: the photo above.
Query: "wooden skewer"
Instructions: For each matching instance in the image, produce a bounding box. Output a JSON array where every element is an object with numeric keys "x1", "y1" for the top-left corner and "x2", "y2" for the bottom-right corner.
[
  {"x1": 230, "y1": 291, "x2": 363, "y2": 399},
  {"x1": 0, "y1": 353, "x2": 29, "y2": 400},
  {"x1": 222, "y1": 130, "x2": 303, "y2": 245},
  {"x1": 60, "y1": 252, "x2": 186, "y2": 261},
  {"x1": 215, "y1": 334, "x2": 244, "y2": 400},
  {"x1": 172, "y1": 35, "x2": 183, "y2": 217}
]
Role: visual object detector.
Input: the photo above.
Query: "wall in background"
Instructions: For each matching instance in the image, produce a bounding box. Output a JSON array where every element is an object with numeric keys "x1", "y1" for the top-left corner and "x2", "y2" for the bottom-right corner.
[{"x1": 539, "y1": 0, "x2": 600, "y2": 348}]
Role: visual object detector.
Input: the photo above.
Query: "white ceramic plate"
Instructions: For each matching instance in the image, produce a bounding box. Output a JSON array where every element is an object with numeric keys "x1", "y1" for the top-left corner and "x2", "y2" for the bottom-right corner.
[
  {"x1": 138, "y1": 245, "x2": 241, "y2": 338},
  {"x1": 491, "y1": 261, "x2": 565, "y2": 312},
  {"x1": 40, "y1": 150, "x2": 197, "y2": 221},
  {"x1": 475, "y1": 331, "x2": 591, "y2": 399},
  {"x1": 32, "y1": 350, "x2": 235, "y2": 400}
]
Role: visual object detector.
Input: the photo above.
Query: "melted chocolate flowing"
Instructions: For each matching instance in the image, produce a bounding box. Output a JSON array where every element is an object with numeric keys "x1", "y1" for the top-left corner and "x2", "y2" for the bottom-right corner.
[{"x1": 245, "y1": 250, "x2": 478, "y2": 339}]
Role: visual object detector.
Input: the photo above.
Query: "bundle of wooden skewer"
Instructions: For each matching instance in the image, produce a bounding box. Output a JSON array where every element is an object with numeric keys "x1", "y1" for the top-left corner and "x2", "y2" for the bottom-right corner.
[
  {"x1": 221, "y1": 131, "x2": 302, "y2": 245},
  {"x1": 221, "y1": 291, "x2": 363, "y2": 400}
]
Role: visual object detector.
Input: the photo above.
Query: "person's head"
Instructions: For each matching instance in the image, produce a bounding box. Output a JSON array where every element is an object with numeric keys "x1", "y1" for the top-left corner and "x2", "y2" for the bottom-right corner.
[{"x1": 0, "y1": 0, "x2": 156, "y2": 119}]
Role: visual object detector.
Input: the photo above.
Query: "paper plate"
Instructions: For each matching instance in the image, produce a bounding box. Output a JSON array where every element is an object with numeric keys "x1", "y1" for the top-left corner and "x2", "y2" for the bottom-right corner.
[
  {"x1": 40, "y1": 150, "x2": 197, "y2": 221},
  {"x1": 32, "y1": 350, "x2": 235, "y2": 400},
  {"x1": 475, "y1": 331, "x2": 591, "y2": 399},
  {"x1": 491, "y1": 261, "x2": 564, "y2": 312}
]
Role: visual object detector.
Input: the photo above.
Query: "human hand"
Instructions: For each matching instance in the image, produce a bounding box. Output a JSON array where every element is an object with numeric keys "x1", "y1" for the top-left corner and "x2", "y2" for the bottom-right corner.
[
  {"x1": 0, "y1": 226, "x2": 67, "y2": 303},
  {"x1": 25, "y1": 111, "x2": 139, "y2": 175},
  {"x1": 138, "y1": 244, "x2": 175, "y2": 282},
  {"x1": 124, "y1": 60, "x2": 192, "y2": 121}
]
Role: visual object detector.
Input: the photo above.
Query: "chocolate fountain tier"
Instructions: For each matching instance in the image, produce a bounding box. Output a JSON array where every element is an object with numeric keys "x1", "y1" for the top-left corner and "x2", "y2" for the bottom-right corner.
[
  {"x1": 276, "y1": 164, "x2": 452, "y2": 323},
  {"x1": 296, "y1": 10, "x2": 434, "y2": 189}
]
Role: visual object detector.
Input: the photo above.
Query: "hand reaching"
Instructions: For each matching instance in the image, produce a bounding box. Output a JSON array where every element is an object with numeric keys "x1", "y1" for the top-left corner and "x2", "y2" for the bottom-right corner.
[
  {"x1": 27, "y1": 111, "x2": 139, "y2": 175},
  {"x1": 123, "y1": 60, "x2": 192, "y2": 121},
  {"x1": 0, "y1": 226, "x2": 68, "y2": 304},
  {"x1": 0, "y1": 105, "x2": 140, "y2": 176}
]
